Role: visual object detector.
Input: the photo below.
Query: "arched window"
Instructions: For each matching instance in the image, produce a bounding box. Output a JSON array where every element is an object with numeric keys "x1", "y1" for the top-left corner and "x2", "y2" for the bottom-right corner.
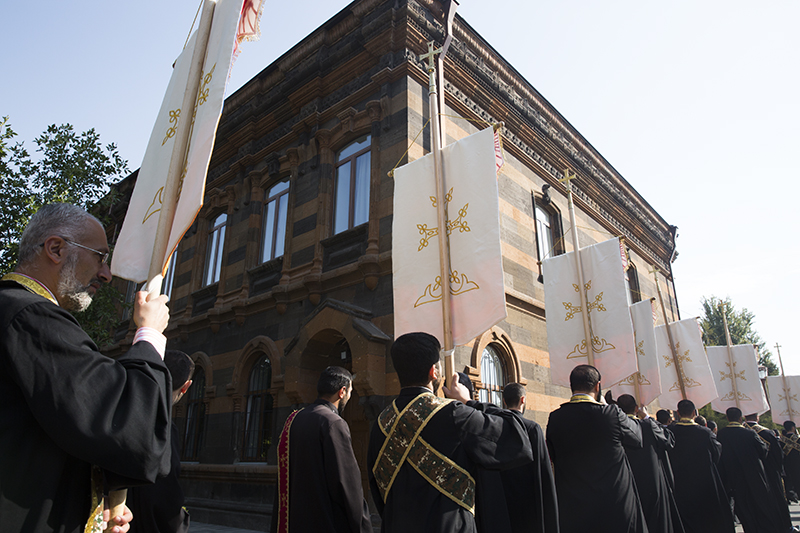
[
  {"x1": 479, "y1": 345, "x2": 505, "y2": 407},
  {"x1": 182, "y1": 366, "x2": 206, "y2": 460},
  {"x1": 241, "y1": 356, "x2": 273, "y2": 462},
  {"x1": 204, "y1": 213, "x2": 226, "y2": 286},
  {"x1": 261, "y1": 180, "x2": 290, "y2": 263},
  {"x1": 333, "y1": 135, "x2": 371, "y2": 235}
]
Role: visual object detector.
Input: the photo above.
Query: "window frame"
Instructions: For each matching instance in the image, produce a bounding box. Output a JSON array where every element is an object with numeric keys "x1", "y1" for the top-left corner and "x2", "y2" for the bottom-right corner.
[
  {"x1": 479, "y1": 344, "x2": 506, "y2": 407},
  {"x1": 182, "y1": 366, "x2": 206, "y2": 461},
  {"x1": 333, "y1": 135, "x2": 371, "y2": 235},
  {"x1": 241, "y1": 355, "x2": 274, "y2": 462},
  {"x1": 203, "y1": 213, "x2": 227, "y2": 287},
  {"x1": 261, "y1": 180, "x2": 290, "y2": 263}
]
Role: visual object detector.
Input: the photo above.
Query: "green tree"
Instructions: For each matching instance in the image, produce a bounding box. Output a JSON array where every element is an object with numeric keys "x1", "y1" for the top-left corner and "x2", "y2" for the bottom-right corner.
[
  {"x1": 700, "y1": 296, "x2": 778, "y2": 376},
  {"x1": 0, "y1": 117, "x2": 130, "y2": 347}
]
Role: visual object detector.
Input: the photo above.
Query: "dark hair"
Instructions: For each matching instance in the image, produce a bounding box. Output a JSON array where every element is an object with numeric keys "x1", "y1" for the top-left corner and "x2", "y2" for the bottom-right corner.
[
  {"x1": 708, "y1": 420, "x2": 717, "y2": 431},
  {"x1": 676, "y1": 399, "x2": 695, "y2": 417},
  {"x1": 317, "y1": 366, "x2": 352, "y2": 396},
  {"x1": 616, "y1": 394, "x2": 637, "y2": 415},
  {"x1": 569, "y1": 365, "x2": 601, "y2": 393},
  {"x1": 744, "y1": 413, "x2": 758, "y2": 422},
  {"x1": 694, "y1": 415, "x2": 707, "y2": 427},
  {"x1": 726, "y1": 407, "x2": 743, "y2": 422},
  {"x1": 785, "y1": 420, "x2": 797, "y2": 432},
  {"x1": 457, "y1": 372, "x2": 475, "y2": 395},
  {"x1": 164, "y1": 350, "x2": 195, "y2": 392},
  {"x1": 391, "y1": 332, "x2": 440, "y2": 387},
  {"x1": 656, "y1": 409, "x2": 672, "y2": 425},
  {"x1": 502, "y1": 383, "x2": 526, "y2": 409}
]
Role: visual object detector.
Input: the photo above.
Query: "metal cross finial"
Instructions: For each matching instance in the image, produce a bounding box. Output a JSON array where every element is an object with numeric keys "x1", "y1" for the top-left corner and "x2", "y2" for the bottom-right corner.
[
  {"x1": 560, "y1": 169, "x2": 577, "y2": 192},
  {"x1": 419, "y1": 41, "x2": 443, "y2": 95}
]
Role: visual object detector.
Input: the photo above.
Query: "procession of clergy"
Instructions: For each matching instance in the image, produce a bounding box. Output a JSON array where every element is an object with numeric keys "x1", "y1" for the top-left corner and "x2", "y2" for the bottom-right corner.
[{"x1": 275, "y1": 332, "x2": 800, "y2": 533}]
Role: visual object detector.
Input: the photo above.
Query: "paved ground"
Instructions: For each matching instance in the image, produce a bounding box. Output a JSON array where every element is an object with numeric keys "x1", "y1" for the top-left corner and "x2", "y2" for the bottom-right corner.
[{"x1": 190, "y1": 502, "x2": 800, "y2": 532}]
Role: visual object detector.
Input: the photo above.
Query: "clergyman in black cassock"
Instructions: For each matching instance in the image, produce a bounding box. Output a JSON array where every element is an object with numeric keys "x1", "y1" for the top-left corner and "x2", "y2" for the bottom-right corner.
[
  {"x1": 474, "y1": 383, "x2": 559, "y2": 533},
  {"x1": 668, "y1": 400, "x2": 734, "y2": 533},
  {"x1": 717, "y1": 408, "x2": 787, "y2": 533},
  {"x1": 271, "y1": 366, "x2": 371, "y2": 533},
  {"x1": 368, "y1": 333, "x2": 532, "y2": 533},
  {"x1": 616, "y1": 395, "x2": 685, "y2": 533},
  {"x1": 0, "y1": 204, "x2": 173, "y2": 533},
  {"x1": 128, "y1": 350, "x2": 195, "y2": 533},
  {"x1": 782, "y1": 421, "x2": 800, "y2": 502},
  {"x1": 743, "y1": 413, "x2": 794, "y2": 532},
  {"x1": 546, "y1": 365, "x2": 647, "y2": 533}
]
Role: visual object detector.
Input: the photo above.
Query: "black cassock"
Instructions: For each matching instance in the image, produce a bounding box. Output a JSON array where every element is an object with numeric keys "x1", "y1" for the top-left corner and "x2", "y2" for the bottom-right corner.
[
  {"x1": 743, "y1": 422, "x2": 792, "y2": 531},
  {"x1": 0, "y1": 280, "x2": 172, "y2": 533},
  {"x1": 546, "y1": 398, "x2": 647, "y2": 533},
  {"x1": 782, "y1": 431, "x2": 800, "y2": 498},
  {"x1": 127, "y1": 423, "x2": 190, "y2": 533},
  {"x1": 625, "y1": 417, "x2": 685, "y2": 533},
  {"x1": 368, "y1": 387, "x2": 532, "y2": 533},
  {"x1": 668, "y1": 422, "x2": 734, "y2": 533},
  {"x1": 475, "y1": 412, "x2": 559, "y2": 533},
  {"x1": 271, "y1": 399, "x2": 371, "y2": 533},
  {"x1": 717, "y1": 424, "x2": 784, "y2": 533}
]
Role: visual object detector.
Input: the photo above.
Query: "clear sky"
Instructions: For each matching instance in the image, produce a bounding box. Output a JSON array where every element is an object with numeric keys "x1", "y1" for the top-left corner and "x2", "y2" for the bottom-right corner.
[{"x1": 2, "y1": 1, "x2": 798, "y2": 372}]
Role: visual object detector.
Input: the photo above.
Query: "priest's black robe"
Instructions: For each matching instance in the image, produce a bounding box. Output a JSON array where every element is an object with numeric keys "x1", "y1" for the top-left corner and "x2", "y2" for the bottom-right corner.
[
  {"x1": 782, "y1": 431, "x2": 800, "y2": 499},
  {"x1": 668, "y1": 422, "x2": 734, "y2": 533},
  {"x1": 656, "y1": 423, "x2": 676, "y2": 491},
  {"x1": 127, "y1": 423, "x2": 190, "y2": 533},
  {"x1": 545, "y1": 398, "x2": 647, "y2": 533},
  {"x1": 0, "y1": 280, "x2": 173, "y2": 533},
  {"x1": 475, "y1": 411, "x2": 559, "y2": 533},
  {"x1": 744, "y1": 422, "x2": 792, "y2": 531},
  {"x1": 717, "y1": 424, "x2": 783, "y2": 533},
  {"x1": 625, "y1": 417, "x2": 685, "y2": 533},
  {"x1": 270, "y1": 399, "x2": 371, "y2": 533},
  {"x1": 367, "y1": 387, "x2": 533, "y2": 533}
]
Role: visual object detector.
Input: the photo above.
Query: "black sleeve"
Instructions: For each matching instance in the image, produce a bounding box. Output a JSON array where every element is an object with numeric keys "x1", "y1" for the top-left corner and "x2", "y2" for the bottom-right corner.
[
  {"x1": 5, "y1": 301, "x2": 172, "y2": 484},
  {"x1": 454, "y1": 402, "x2": 533, "y2": 471},
  {"x1": 615, "y1": 406, "x2": 643, "y2": 449},
  {"x1": 325, "y1": 418, "x2": 371, "y2": 533}
]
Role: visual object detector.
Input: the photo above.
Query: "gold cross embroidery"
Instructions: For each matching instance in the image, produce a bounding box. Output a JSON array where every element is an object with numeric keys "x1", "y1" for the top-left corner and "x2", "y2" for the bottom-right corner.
[{"x1": 663, "y1": 342, "x2": 701, "y2": 391}]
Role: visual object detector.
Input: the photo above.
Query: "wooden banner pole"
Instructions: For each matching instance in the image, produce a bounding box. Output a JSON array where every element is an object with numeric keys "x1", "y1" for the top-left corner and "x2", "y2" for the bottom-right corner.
[
  {"x1": 144, "y1": 0, "x2": 217, "y2": 295},
  {"x1": 652, "y1": 267, "x2": 687, "y2": 400},
  {"x1": 561, "y1": 170, "x2": 594, "y2": 367},
  {"x1": 107, "y1": 1, "x2": 216, "y2": 528},
  {"x1": 720, "y1": 303, "x2": 741, "y2": 410}
]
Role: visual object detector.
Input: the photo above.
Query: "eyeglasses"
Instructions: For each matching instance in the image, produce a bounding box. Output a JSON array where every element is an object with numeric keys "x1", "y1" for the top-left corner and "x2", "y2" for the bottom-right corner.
[{"x1": 61, "y1": 238, "x2": 110, "y2": 264}]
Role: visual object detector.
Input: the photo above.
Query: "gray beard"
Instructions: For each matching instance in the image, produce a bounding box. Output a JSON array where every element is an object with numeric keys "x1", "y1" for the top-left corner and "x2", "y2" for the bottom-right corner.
[{"x1": 57, "y1": 253, "x2": 94, "y2": 313}]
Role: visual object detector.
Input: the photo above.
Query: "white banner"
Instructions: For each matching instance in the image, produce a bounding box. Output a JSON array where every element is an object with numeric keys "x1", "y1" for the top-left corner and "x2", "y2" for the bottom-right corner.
[
  {"x1": 656, "y1": 318, "x2": 718, "y2": 411},
  {"x1": 112, "y1": 0, "x2": 246, "y2": 282},
  {"x1": 708, "y1": 345, "x2": 769, "y2": 415},
  {"x1": 542, "y1": 237, "x2": 636, "y2": 388},
  {"x1": 392, "y1": 127, "x2": 506, "y2": 346},
  {"x1": 609, "y1": 299, "x2": 661, "y2": 406},
  {"x1": 767, "y1": 375, "x2": 800, "y2": 425}
]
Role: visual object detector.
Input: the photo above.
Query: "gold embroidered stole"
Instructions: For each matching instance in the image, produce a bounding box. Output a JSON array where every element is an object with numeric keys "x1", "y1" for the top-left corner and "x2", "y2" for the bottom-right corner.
[
  {"x1": 276, "y1": 409, "x2": 303, "y2": 533},
  {"x1": 781, "y1": 434, "x2": 800, "y2": 454},
  {"x1": 744, "y1": 422, "x2": 771, "y2": 450},
  {"x1": 2, "y1": 273, "x2": 58, "y2": 305},
  {"x1": 373, "y1": 392, "x2": 476, "y2": 513}
]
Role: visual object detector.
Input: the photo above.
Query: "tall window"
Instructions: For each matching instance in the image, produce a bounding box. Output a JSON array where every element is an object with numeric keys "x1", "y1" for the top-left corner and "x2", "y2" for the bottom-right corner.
[
  {"x1": 162, "y1": 253, "x2": 177, "y2": 299},
  {"x1": 241, "y1": 356, "x2": 273, "y2": 462},
  {"x1": 534, "y1": 202, "x2": 555, "y2": 262},
  {"x1": 261, "y1": 181, "x2": 289, "y2": 263},
  {"x1": 626, "y1": 263, "x2": 641, "y2": 305},
  {"x1": 333, "y1": 135, "x2": 371, "y2": 235},
  {"x1": 182, "y1": 366, "x2": 206, "y2": 461},
  {"x1": 204, "y1": 213, "x2": 226, "y2": 286},
  {"x1": 479, "y1": 345, "x2": 505, "y2": 407}
]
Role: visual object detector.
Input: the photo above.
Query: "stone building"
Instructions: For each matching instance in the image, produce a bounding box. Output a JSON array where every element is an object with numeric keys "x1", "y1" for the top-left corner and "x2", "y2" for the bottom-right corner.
[{"x1": 106, "y1": 0, "x2": 680, "y2": 528}]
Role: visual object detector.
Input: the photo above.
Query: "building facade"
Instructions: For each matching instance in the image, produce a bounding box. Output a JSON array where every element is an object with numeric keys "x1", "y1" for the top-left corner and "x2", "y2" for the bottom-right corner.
[{"x1": 106, "y1": 0, "x2": 680, "y2": 528}]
